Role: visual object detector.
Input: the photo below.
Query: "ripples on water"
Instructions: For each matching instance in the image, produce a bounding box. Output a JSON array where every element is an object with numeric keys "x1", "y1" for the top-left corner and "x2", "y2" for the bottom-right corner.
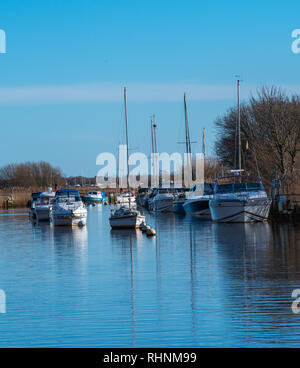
[{"x1": 0, "y1": 206, "x2": 300, "y2": 347}]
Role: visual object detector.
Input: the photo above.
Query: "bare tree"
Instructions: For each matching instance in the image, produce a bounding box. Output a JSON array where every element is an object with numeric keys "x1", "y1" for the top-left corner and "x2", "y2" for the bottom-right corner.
[{"x1": 215, "y1": 86, "x2": 300, "y2": 192}]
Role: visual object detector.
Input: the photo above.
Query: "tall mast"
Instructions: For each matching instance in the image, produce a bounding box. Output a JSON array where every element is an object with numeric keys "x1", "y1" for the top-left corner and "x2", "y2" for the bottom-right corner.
[
  {"x1": 202, "y1": 128, "x2": 206, "y2": 157},
  {"x1": 153, "y1": 115, "x2": 158, "y2": 184},
  {"x1": 150, "y1": 118, "x2": 154, "y2": 157},
  {"x1": 150, "y1": 117, "x2": 155, "y2": 186},
  {"x1": 184, "y1": 93, "x2": 192, "y2": 187},
  {"x1": 153, "y1": 114, "x2": 158, "y2": 155},
  {"x1": 124, "y1": 87, "x2": 130, "y2": 205},
  {"x1": 117, "y1": 144, "x2": 120, "y2": 188},
  {"x1": 237, "y1": 79, "x2": 241, "y2": 171},
  {"x1": 184, "y1": 93, "x2": 191, "y2": 154}
]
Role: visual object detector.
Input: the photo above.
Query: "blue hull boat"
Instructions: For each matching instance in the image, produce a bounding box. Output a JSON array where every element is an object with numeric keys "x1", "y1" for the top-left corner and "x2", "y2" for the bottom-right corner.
[{"x1": 84, "y1": 191, "x2": 108, "y2": 204}]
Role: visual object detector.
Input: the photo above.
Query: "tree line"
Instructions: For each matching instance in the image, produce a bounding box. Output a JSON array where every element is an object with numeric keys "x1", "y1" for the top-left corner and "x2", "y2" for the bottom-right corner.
[
  {"x1": 215, "y1": 86, "x2": 300, "y2": 192},
  {"x1": 0, "y1": 161, "x2": 65, "y2": 189}
]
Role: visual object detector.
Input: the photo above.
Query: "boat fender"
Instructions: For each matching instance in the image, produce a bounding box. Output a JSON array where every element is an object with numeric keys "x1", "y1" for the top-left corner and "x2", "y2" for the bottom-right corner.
[{"x1": 146, "y1": 228, "x2": 156, "y2": 236}]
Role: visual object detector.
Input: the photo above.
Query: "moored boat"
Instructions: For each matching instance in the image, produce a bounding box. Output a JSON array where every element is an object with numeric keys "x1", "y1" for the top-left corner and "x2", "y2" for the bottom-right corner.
[
  {"x1": 115, "y1": 191, "x2": 136, "y2": 205},
  {"x1": 148, "y1": 188, "x2": 176, "y2": 212},
  {"x1": 30, "y1": 192, "x2": 42, "y2": 219},
  {"x1": 209, "y1": 79, "x2": 271, "y2": 223},
  {"x1": 109, "y1": 206, "x2": 145, "y2": 229},
  {"x1": 51, "y1": 189, "x2": 87, "y2": 226},
  {"x1": 183, "y1": 184, "x2": 214, "y2": 218},
  {"x1": 172, "y1": 188, "x2": 189, "y2": 213},
  {"x1": 34, "y1": 191, "x2": 55, "y2": 221},
  {"x1": 209, "y1": 174, "x2": 272, "y2": 223},
  {"x1": 84, "y1": 191, "x2": 108, "y2": 204},
  {"x1": 136, "y1": 188, "x2": 152, "y2": 208},
  {"x1": 109, "y1": 87, "x2": 147, "y2": 229}
]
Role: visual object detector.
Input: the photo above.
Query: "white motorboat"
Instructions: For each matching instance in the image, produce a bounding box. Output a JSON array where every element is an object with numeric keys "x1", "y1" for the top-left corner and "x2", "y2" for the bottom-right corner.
[
  {"x1": 33, "y1": 191, "x2": 55, "y2": 221},
  {"x1": 109, "y1": 206, "x2": 145, "y2": 229},
  {"x1": 148, "y1": 188, "x2": 176, "y2": 212},
  {"x1": 183, "y1": 184, "x2": 214, "y2": 218},
  {"x1": 51, "y1": 189, "x2": 87, "y2": 226},
  {"x1": 209, "y1": 174, "x2": 272, "y2": 223},
  {"x1": 209, "y1": 79, "x2": 272, "y2": 223},
  {"x1": 115, "y1": 192, "x2": 136, "y2": 205}
]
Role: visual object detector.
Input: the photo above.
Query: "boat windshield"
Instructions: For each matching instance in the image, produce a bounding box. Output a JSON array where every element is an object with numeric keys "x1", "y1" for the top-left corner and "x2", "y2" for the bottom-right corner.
[
  {"x1": 216, "y1": 182, "x2": 264, "y2": 194},
  {"x1": 56, "y1": 195, "x2": 80, "y2": 203},
  {"x1": 190, "y1": 183, "x2": 214, "y2": 195},
  {"x1": 55, "y1": 191, "x2": 81, "y2": 202},
  {"x1": 37, "y1": 197, "x2": 54, "y2": 205}
]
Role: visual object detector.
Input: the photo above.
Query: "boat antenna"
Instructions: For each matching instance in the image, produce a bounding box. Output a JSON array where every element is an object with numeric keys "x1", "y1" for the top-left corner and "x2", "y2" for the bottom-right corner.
[{"x1": 124, "y1": 87, "x2": 130, "y2": 208}]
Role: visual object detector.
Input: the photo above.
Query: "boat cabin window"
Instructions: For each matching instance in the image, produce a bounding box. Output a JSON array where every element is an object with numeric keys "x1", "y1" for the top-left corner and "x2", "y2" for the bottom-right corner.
[
  {"x1": 246, "y1": 183, "x2": 264, "y2": 191},
  {"x1": 36, "y1": 196, "x2": 55, "y2": 205},
  {"x1": 216, "y1": 184, "x2": 233, "y2": 193},
  {"x1": 216, "y1": 182, "x2": 264, "y2": 193}
]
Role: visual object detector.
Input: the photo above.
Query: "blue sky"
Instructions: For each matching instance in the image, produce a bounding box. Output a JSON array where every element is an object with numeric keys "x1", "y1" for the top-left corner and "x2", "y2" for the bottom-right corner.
[{"x1": 0, "y1": 0, "x2": 300, "y2": 176}]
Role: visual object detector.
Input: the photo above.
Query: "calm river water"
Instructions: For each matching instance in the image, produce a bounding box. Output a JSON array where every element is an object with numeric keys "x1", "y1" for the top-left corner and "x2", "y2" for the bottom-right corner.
[{"x1": 0, "y1": 205, "x2": 300, "y2": 347}]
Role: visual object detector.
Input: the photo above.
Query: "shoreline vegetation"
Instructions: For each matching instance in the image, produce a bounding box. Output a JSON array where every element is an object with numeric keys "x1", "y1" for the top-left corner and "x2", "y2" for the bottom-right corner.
[
  {"x1": 215, "y1": 86, "x2": 300, "y2": 194},
  {"x1": 214, "y1": 86, "x2": 300, "y2": 219}
]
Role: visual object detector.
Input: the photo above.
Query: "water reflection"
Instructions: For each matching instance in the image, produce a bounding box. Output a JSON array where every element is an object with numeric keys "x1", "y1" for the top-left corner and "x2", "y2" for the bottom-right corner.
[
  {"x1": 110, "y1": 229, "x2": 137, "y2": 347},
  {"x1": 211, "y1": 221, "x2": 300, "y2": 346},
  {"x1": 51, "y1": 225, "x2": 88, "y2": 248},
  {"x1": 2, "y1": 207, "x2": 300, "y2": 347}
]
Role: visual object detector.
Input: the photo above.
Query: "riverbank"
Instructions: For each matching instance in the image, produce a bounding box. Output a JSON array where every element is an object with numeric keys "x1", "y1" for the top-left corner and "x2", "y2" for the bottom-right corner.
[
  {"x1": 0, "y1": 187, "x2": 123, "y2": 208},
  {"x1": 0, "y1": 189, "x2": 31, "y2": 208}
]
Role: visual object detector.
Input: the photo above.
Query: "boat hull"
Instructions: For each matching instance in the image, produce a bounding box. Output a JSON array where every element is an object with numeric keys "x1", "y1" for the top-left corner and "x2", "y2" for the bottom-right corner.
[
  {"x1": 173, "y1": 203, "x2": 185, "y2": 213},
  {"x1": 151, "y1": 198, "x2": 174, "y2": 212},
  {"x1": 84, "y1": 197, "x2": 104, "y2": 204},
  {"x1": 52, "y1": 214, "x2": 87, "y2": 226},
  {"x1": 52, "y1": 208, "x2": 87, "y2": 226},
  {"x1": 109, "y1": 215, "x2": 145, "y2": 229},
  {"x1": 183, "y1": 199, "x2": 211, "y2": 218},
  {"x1": 35, "y1": 208, "x2": 51, "y2": 221},
  {"x1": 209, "y1": 198, "x2": 272, "y2": 223}
]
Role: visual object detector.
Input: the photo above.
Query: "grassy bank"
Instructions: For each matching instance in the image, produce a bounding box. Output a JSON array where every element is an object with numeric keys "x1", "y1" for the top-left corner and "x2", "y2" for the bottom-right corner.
[
  {"x1": 0, "y1": 186, "x2": 124, "y2": 208},
  {"x1": 0, "y1": 188, "x2": 34, "y2": 208}
]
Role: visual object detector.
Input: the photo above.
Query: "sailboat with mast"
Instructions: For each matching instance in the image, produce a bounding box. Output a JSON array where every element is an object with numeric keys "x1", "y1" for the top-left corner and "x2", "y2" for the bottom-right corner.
[
  {"x1": 209, "y1": 79, "x2": 272, "y2": 222},
  {"x1": 173, "y1": 93, "x2": 192, "y2": 213},
  {"x1": 109, "y1": 87, "x2": 146, "y2": 229}
]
